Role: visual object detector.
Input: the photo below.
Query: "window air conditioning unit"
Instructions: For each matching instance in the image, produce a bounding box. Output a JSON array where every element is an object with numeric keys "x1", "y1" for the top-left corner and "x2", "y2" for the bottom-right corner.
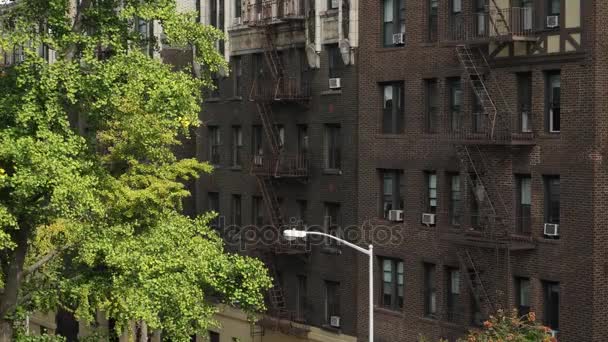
[
  {"x1": 546, "y1": 15, "x2": 559, "y2": 28},
  {"x1": 388, "y1": 210, "x2": 404, "y2": 222},
  {"x1": 233, "y1": 17, "x2": 242, "y2": 26},
  {"x1": 544, "y1": 223, "x2": 559, "y2": 237},
  {"x1": 549, "y1": 330, "x2": 558, "y2": 338},
  {"x1": 330, "y1": 315, "x2": 341, "y2": 328},
  {"x1": 329, "y1": 77, "x2": 341, "y2": 89},
  {"x1": 392, "y1": 32, "x2": 405, "y2": 46},
  {"x1": 421, "y1": 213, "x2": 436, "y2": 226},
  {"x1": 331, "y1": 0, "x2": 339, "y2": 9}
]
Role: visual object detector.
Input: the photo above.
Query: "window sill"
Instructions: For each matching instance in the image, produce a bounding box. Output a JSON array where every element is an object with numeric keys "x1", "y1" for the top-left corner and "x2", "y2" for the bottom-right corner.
[
  {"x1": 539, "y1": 236, "x2": 561, "y2": 244},
  {"x1": 206, "y1": 97, "x2": 221, "y2": 103},
  {"x1": 323, "y1": 169, "x2": 342, "y2": 175},
  {"x1": 420, "y1": 42, "x2": 438, "y2": 47},
  {"x1": 229, "y1": 166, "x2": 243, "y2": 171},
  {"x1": 377, "y1": 46, "x2": 406, "y2": 53},
  {"x1": 227, "y1": 96, "x2": 243, "y2": 101},
  {"x1": 321, "y1": 89, "x2": 342, "y2": 96},
  {"x1": 375, "y1": 133, "x2": 405, "y2": 139},
  {"x1": 320, "y1": 324, "x2": 341, "y2": 334},
  {"x1": 419, "y1": 316, "x2": 439, "y2": 323},
  {"x1": 375, "y1": 307, "x2": 404, "y2": 318},
  {"x1": 320, "y1": 9, "x2": 339, "y2": 18}
]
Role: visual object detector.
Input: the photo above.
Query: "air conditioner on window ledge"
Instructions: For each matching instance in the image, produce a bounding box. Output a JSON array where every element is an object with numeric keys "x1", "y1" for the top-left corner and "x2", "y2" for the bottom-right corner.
[
  {"x1": 392, "y1": 32, "x2": 405, "y2": 45},
  {"x1": 330, "y1": 315, "x2": 341, "y2": 328},
  {"x1": 388, "y1": 210, "x2": 404, "y2": 222},
  {"x1": 329, "y1": 77, "x2": 341, "y2": 89},
  {"x1": 422, "y1": 213, "x2": 436, "y2": 225},
  {"x1": 546, "y1": 15, "x2": 559, "y2": 28},
  {"x1": 544, "y1": 223, "x2": 559, "y2": 237}
]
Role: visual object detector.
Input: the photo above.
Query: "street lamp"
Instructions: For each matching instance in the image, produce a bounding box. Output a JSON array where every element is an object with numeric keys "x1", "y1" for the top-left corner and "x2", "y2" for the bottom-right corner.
[{"x1": 283, "y1": 229, "x2": 374, "y2": 342}]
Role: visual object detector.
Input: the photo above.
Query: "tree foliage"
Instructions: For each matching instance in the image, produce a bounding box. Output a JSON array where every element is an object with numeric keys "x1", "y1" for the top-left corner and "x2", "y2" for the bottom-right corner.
[{"x1": 0, "y1": 0, "x2": 271, "y2": 340}]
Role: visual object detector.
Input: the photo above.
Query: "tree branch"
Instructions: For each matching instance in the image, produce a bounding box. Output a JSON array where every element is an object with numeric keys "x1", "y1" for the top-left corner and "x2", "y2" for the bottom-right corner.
[
  {"x1": 65, "y1": 0, "x2": 93, "y2": 61},
  {"x1": 23, "y1": 249, "x2": 59, "y2": 277}
]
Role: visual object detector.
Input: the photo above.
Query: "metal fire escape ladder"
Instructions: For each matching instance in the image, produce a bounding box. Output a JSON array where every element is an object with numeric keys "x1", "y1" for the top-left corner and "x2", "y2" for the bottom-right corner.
[
  {"x1": 256, "y1": 177, "x2": 285, "y2": 232},
  {"x1": 262, "y1": 25, "x2": 286, "y2": 80},
  {"x1": 487, "y1": 0, "x2": 511, "y2": 38},
  {"x1": 256, "y1": 102, "x2": 282, "y2": 156},
  {"x1": 456, "y1": 145, "x2": 497, "y2": 227},
  {"x1": 259, "y1": 252, "x2": 289, "y2": 317},
  {"x1": 456, "y1": 44, "x2": 498, "y2": 139},
  {"x1": 457, "y1": 249, "x2": 496, "y2": 314}
]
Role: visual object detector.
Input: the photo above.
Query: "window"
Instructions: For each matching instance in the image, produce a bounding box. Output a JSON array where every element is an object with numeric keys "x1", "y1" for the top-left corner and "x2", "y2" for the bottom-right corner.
[
  {"x1": 208, "y1": 331, "x2": 220, "y2": 342},
  {"x1": 252, "y1": 125, "x2": 263, "y2": 164},
  {"x1": 327, "y1": 0, "x2": 338, "y2": 10},
  {"x1": 543, "y1": 281, "x2": 560, "y2": 332},
  {"x1": 297, "y1": 199, "x2": 307, "y2": 226},
  {"x1": 548, "y1": 0, "x2": 561, "y2": 16},
  {"x1": 426, "y1": 172, "x2": 437, "y2": 214},
  {"x1": 517, "y1": 175, "x2": 532, "y2": 234},
  {"x1": 380, "y1": 258, "x2": 404, "y2": 310},
  {"x1": 324, "y1": 125, "x2": 341, "y2": 170},
  {"x1": 518, "y1": 73, "x2": 533, "y2": 133},
  {"x1": 382, "y1": 0, "x2": 406, "y2": 47},
  {"x1": 208, "y1": 126, "x2": 221, "y2": 165},
  {"x1": 327, "y1": 44, "x2": 344, "y2": 79},
  {"x1": 252, "y1": 53, "x2": 265, "y2": 79},
  {"x1": 470, "y1": 175, "x2": 481, "y2": 229},
  {"x1": 516, "y1": 277, "x2": 531, "y2": 317},
  {"x1": 252, "y1": 196, "x2": 264, "y2": 226},
  {"x1": 446, "y1": 268, "x2": 460, "y2": 322},
  {"x1": 424, "y1": 263, "x2": 437, "y2": 317},
  {"x1": 211, "y1": 74, "x2": 221, "y2": 98},
  {"x1": 449, "y1": 78, "x2": 463, "y2": 132},
  {"x1": 449, "y1": 174, "x2": 462, "y2": 225},
  {"x1": 428, "y1": 0, "x2": 438, "y2": 42},
  {"x1": 472, "y1": 92, "x2": 485, "y2": 133},
  {"x1": 137, "y1": 18, "x2": 154, "y2": 57},
  {"x1": 382, "y1": 83, "x2": 404, "y2": 134},
  {"x1": 474, "y1": 0, "x2": 487, "y2": 36},
  {"x1": 297, "y1": 125, "x2": 308, "y2": 164},
  {"x1": 296, "y1": 275, "x2": 307, "y2": 321},
  {"x1": 231, "y1": 194, "x2": 241, "y2": 226},
  {"x1": 235, "y1": 0, "x2": 242, "y2": 19},
  {"x1": 233, "y1": 56, "x2": 242, "y2": 97},
  {"x1": 452, "y1": 0, "x2": 462, "y2": 13},
  {"x1": 208, "y1": 192, "x2": 220, "y2": 228},
  {"x1": 325, "y1": 281, "x2": 340, "y2": 324},
  {"x1": 324, "y1": 202, "x2": 340, "y2": 240},
  {"x1": 546, "y1": 71, "x2": 561, "y2": 133},
  {"x1": 231, "y1": 126, "x2": 243, "y2": 167},
  {"x1": 425, "y1": 79, "x2": 439, "y2": 133},
  {"x1": 275, "y1": 124, "x2": 285, "y2": 150},
  {"x1": 381, "y1": 170, "x2": 404, "y2": 218},
  {"x1": 544, "y1": 176, "x2": 560, "y2": 224}
]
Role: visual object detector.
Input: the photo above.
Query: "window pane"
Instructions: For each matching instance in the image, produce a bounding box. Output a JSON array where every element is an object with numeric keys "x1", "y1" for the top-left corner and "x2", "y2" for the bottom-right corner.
[
  {"x1": 383, "y1": 85, "x2": 393, "y2": 108},
  {"x1": 450, "y1": 270, "x2": 460, "y2": 294},
  {"x1": 520, "y1": 177, "x2": 531, "y2": 205},
  {"x1": 384, "y1": 0, "x2": 394, "y2": 22},
  {"x1": 520, "y1": 279, "x2": 530, "y2": 306}
]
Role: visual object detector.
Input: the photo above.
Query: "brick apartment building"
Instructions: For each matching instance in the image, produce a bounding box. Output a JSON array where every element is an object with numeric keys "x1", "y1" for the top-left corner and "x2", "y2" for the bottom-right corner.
[
  {"x1": 193, "y1": 0, "x2": 361, "y2": 341},
  {"x1": 355, "y1": 0, "x2": 607, "y2": 341}
]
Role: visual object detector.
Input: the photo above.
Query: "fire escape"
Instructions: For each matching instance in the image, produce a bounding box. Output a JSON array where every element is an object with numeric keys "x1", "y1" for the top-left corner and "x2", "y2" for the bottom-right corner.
[
  {"x1": 445, "y1": 0, "x2": 538, "y2": 325},
  {"x1": 245, "y1": 0, "x2": 311, "y2": 337}
]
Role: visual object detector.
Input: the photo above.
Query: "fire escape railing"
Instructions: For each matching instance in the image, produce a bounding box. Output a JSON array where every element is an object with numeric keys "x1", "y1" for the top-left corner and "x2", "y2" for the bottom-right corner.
[{"x1": 444, "y1": 7, "x2": 536, "y2": 42}]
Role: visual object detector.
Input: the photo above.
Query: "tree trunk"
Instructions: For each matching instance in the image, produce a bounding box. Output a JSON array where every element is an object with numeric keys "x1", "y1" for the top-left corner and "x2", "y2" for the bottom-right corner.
[{"x1": 0, "y1": 226, "x2": 30, "y2": 342}]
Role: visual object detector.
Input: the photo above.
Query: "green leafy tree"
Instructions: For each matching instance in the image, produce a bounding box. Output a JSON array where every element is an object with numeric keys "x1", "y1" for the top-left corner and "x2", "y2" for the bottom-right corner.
[{"x1": 0, "y1": 0, "x2": 272, "y2": 340}]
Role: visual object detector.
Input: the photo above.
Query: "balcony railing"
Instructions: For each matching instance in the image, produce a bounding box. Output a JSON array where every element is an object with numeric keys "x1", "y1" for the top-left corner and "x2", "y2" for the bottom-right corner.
[
  {"x1": 250, "y1": 77, "x2": 311, "y2": 102},
  {"x1": 445, "y1": 110, "x2": 536, "y2": 145},
  {"x1": 444, "y1": 7, "x2": 536, "y2": 42},
  {"x1": 250, "y1": 154, "x2": 308, "y2": 178},
  {"x1": 245, "y1": 0, "x2": 305, "y2": 26}
]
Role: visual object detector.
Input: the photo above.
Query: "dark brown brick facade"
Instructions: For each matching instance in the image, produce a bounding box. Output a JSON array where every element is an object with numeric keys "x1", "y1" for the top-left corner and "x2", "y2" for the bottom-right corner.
[{"x1": 356, "y1": 1, "x2": 605, "y2": 342}]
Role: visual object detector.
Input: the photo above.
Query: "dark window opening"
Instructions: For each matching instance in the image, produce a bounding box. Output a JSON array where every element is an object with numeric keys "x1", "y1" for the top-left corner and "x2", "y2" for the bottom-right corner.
[
  {"x1": 380, "y1": 258, "x2": 404, "y2": 310},
  {"x1": 324, "y1": 125, "x2": 341, "y2": 170},
  {"x1": 380, "y1": 170, "x2": 404, "y2": 219},
  {"x1": 449, "y1": 174, "x2": 462, "y2": 226},
  {"x1": 425, "y1": 79, "x2": 439, "y2": 133},
  {"x1": 518, "y1": 72, "x2": 533, "y2": 133},
  {"x1": 543, "y1": 281, "x2": 560, "y2": 332},
  {"x1": 426, "y1": 171, "x2": 437, "y2": 214},
  {"x1": 516, "y1": 277, "x2": 531, "y2": 317},
  {"x1": 325, "y1": 281, "x2": 341, "y2": 324},
  {"x1": 382, "y1": 0, "x2": 406, "y2": 47},
  {"x1": 424, "y1": 263, "x2": 437, "y2": 317},
  {"x1": 449, "y1": 78, "x2": 463, "y2": 132},
  {"x1": 517, "y1": 175, "x2": 532, "y2": 234},
  {"x1": 544, "y1": 176, "x2": 560, "y2": 225},
  {"x1": 428, "y1": 0, "x2": 438, "y2": 42},
  {"x1": 546, "y1": 71, "x2": 561, "y2": 133},
  {"x1": 446, "y1": 268, "x2": 461, "y2": 322},
  {"x1": 382, "y1": 83, "x2": 404, "y2": 134},
  {"x1": 208, "y1": 126, "x2": 221, "y2": 165},
  {"x1": 231, "y1": 194, "x2": 242, "y2": 226},
  {"x1": 231, "y1": 126, "x2": 243, "y2": 167}
]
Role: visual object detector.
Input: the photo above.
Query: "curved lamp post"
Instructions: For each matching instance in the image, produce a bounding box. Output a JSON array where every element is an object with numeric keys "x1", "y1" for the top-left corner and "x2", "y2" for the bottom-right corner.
[{"x1": 283, "y1": 229, "x2": 374, "y2": 342}]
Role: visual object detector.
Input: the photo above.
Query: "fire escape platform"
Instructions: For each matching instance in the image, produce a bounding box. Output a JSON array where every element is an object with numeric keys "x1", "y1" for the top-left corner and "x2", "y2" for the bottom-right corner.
[
  {"x1": 442, "y1": 230, "x2": 537, "y2": 251},
  {"x1": 257, "y1": 315, "x2": 311, "y2": 338}
]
